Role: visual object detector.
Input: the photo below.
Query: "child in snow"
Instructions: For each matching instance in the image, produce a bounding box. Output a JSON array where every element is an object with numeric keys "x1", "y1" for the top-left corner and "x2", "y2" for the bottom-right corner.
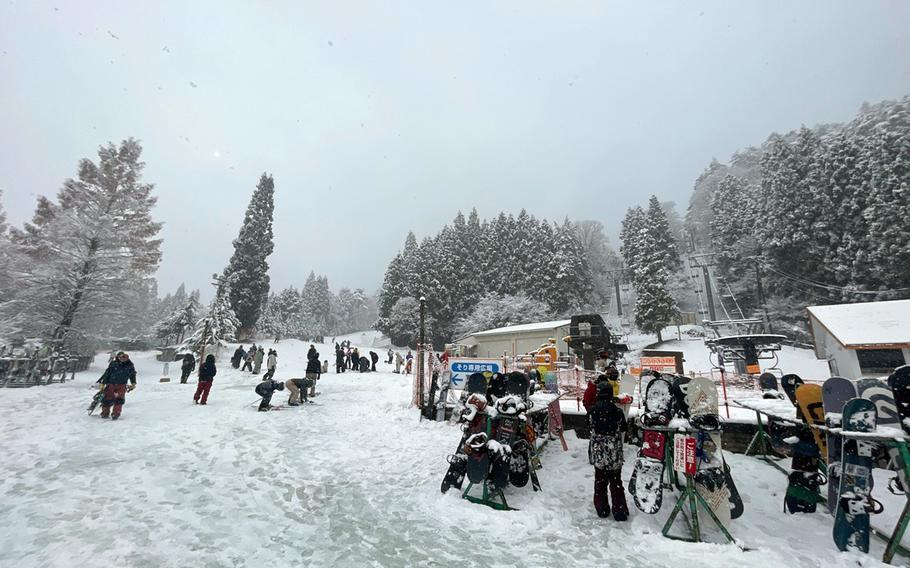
[
  {"x1": 321, "y1": 360, "x2": 329, "y2": 374},
  {"x1": 194, "y1": 354, "x2": 217, "y2": 405},
  {"x1": 589, "y1": 380, "x2": 629, "y2": 520},
  {"x1": 255, "y1": 378, "x2": 284, "y2": 411}
]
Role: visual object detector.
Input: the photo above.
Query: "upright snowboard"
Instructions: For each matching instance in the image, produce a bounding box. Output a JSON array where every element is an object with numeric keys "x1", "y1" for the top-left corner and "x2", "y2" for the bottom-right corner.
[
  {"x1": 823, "y1": 377, "x2": 858, "y2": 514},
  {"x1": 857, "y1": 377, "x2": 905, "y2": 492},
  {"x1": 759, "y1": 372, "x2": 784, "y2": 400},
  {"x1": 889, "y1": 366, "x2": 910, "y2": 436},
  {"x1": 629, "y1": 375, "x2": 673, "y2": 514},
  {"x1": 442, "y1": 372, "x2": 490, "y2": 493},
  {"x1": 781, "y1": 374, "x2": 804, "y2": 406},
  {"x1": 833, "y1": 398, "x2": 880, "y2": 553},
  {"x1": 686, "y1": 377, "x2": 734, "y2": 527}
]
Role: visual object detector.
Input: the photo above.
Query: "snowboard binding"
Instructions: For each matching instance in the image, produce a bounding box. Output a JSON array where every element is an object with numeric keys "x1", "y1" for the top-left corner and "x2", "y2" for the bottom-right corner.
[{"x1": 839, "y1": 494, "x2": 884, "y2": 516}]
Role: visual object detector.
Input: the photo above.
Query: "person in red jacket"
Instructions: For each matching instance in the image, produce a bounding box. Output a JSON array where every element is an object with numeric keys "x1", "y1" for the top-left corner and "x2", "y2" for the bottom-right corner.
[{"x1": 194, "y1": 354, "x2": 217, "y2": 405}]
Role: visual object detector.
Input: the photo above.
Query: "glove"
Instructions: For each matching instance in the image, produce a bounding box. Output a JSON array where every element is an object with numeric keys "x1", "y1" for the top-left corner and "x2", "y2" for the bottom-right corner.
[{"x1": 127, "y1": 384, "x2": 136, "y2": 392}]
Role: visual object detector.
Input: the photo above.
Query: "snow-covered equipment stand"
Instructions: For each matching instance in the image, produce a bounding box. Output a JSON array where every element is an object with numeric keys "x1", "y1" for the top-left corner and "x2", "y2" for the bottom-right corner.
[{"x1": 562, "y1": 314, "x2": 628, "y2": 372}]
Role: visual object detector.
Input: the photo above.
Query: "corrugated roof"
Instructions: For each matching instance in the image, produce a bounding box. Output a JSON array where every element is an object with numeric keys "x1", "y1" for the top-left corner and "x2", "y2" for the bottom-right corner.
[
  {"x1": 807, "y1": 299, "x2": 910, "y2": 348},
  {"x1": 472, "y1": 319, "x2": 572, "y2": 337}
]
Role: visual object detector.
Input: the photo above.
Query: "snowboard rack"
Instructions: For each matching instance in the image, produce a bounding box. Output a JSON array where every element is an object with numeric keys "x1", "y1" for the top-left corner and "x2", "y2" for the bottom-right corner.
[
  {"x1": 736, "y1": 400, "x2": 910, "y2": 564},
  {"x1": 461, "y1": 482, "x2": 514, "y2": 511},
  {"x1": 661, "y1": 471, "x2": 736, "y2": 545}
]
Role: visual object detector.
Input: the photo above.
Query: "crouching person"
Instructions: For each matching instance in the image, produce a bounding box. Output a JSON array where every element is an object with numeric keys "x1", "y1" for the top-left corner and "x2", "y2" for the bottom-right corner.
[
  {"x1": 285, "y1": 377, "x2": 315, "y2": 406},
  {"x1": 255, "y1": 378, "x2": 284, "y2": 412},
  {"x1": 590, "y1": 381, "x2": 629, "y2": 520},
  {"x1": 97, "y1": 351, "x2": 137, "y2": 420}
]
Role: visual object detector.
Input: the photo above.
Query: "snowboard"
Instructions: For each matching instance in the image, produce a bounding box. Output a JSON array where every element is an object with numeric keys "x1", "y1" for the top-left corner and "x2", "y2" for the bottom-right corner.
[
  {"x1": 759, "y1": 372, "x2": 784, "y2": 399},
  {"x1": 686, "y1": 377, "x2": 733, "y2": 527},
  {"x1": 795, "y1": 384, "x2": 827, "y2": 459},
  {"x1": 833, "y1": 397, "x2": 879, "y2": 553},
  {"x1": 446, "y1": 372, "x2": 492, "y2": 490},
  {"x1": 629, "y1": 375, "x2": 673, "y2": 514},
  {"x1": 823, "y1": 377, "x2": 858, "y2": 514},
  {"x1": 670, "y1": 375, "x2": 691, "y2": 418},
  {"x1": 488, "y1": 395, "x2": 527, "y2": 491},
  {"x1": 780, "y1": 374, "x2": 804, "y2": 407},
  {"x1": 857, "y1": 377, "x2": 905, "y2": 491},
  {"x1": 87, "y1": 388, "x2": 104, "y2": 415}
]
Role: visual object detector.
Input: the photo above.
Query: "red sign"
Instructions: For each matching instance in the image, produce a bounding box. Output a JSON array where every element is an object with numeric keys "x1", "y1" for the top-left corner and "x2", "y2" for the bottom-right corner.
[
  {"x1": 547, "y1": 398, "x2": 568, "y2": 451},
  {"x1": 674, "y1": 436, "x2": 697, "y2": 476},
  {"x1": 641, "y1": 356, "x2": 678, "y2": 374}
]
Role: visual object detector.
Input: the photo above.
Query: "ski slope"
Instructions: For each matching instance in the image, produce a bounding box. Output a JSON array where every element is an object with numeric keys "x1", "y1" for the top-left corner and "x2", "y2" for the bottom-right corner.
[{"x1": 0, "y1": 338, "x2": 896, "y2": 567}]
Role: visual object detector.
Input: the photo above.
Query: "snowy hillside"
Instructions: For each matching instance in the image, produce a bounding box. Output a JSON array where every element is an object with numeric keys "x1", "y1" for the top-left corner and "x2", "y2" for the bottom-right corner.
[{"x1": 0, "y1": 338, "x2": 899, "y2": 567}]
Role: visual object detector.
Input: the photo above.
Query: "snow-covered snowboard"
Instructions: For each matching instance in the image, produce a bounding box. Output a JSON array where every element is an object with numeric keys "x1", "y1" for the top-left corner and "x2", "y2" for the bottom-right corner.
[
  {"x1": 629, "y1": 375, "x2": 673, "y2": 514},
  {"x1": 488, "y1": 394, "x2": 527, "y2": 491},
  {"x1": 823, "y1": 377, "x2": 858, "y2": 514},
  {"x1": 833, "y1": 398, "x2": 881, "y2": 553},
  {"x1": 686, "y1": 378, "x2": 732, "y2": 527},
  {"x1": 857, "y1": 377, "x2": 906, "y2": 492},
  {"x1": 781, "y1": 374, "x2": 804, "y2": 406}
]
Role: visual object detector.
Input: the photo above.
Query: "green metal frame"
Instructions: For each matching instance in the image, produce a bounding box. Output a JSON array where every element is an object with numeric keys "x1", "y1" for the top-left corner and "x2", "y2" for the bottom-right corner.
[
  {"x1": 462, "y1": 481, "x2": 514, "y2": 511},
  {"x1": 662, "y1": 473, "x2": 736, "y2": 544},
  {"x1": 880, "y1": 439, "x2": 910, "y2": 564}
]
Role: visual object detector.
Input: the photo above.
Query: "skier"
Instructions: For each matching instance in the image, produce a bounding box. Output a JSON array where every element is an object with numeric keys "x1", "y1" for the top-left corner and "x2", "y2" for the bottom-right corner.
[
  {"x1": 265, "y1": 349, "x2": 277, "y2": 380},
  {"x1": 255, "y1": 378, "x2": 284, "y2": 411},
  {"x1": 242, "y1": 346, "x2": 255, "y2": 372},
  {"x1": 285, "y1": 377, "x2": 314, "y2": 405},
  {"x1": 369, "y1": 350, "x2": 379, "y2": 372},
  {"x1": 589, "y1": 380, "x2": 629, "y2": 520},
  {"x1": 335, "y1": 346, "x2": 345, "y2": 373},
  {"x1": 394, "y1": 351, "x2": 404, "y2": 374},
  {"x1": 387, "y1": 348, "x2": 394, "y2": 364},
  {"x1": 96, "y1": 351, "x2": 137, "y2": 420},
  {"x1": 253, "y1": 346, "x2": 264, "y2": 374},
  {"x1": 305, "y1": 353, "x2": 321, "y2": 398},
  {"x1": 231, "y1": 345, "x2": 245, "y2": 369},
  {"x1": 179, "y1": 353, "x2": 196, "y2": 384},
  {"x1": 194, "y1": 354, "x2": 217, "y2": 405}
]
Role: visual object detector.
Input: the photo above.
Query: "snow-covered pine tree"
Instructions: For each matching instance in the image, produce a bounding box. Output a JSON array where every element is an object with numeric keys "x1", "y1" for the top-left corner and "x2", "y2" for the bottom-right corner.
[
  {"x1": 575, "y1": 219, "x2": 621, "y2": 309},
  {"x1": 542, "y1": 218, "x2": 594, "y2": 314},
  {"x1": 184, "y1": 286, "x2": 240, "y2": 354},
  {"x1": 386, "y1": 296, "x2": 431, "y2": 348},
  {"x1": 646, "y1": 196, "x2": 682, "y2": 273},
  {"x1": 630, "y1": 223, "x2": 679, "y2": 342},
  {"x1": 2, "y1": 139, "x2": 162, "y2": 350},
  {"x1": 453, "y1": 292, "x2": 552, "y2": 337},
  {"x1": 222, "y1": 173, "x2": 275, "y2": 338}
]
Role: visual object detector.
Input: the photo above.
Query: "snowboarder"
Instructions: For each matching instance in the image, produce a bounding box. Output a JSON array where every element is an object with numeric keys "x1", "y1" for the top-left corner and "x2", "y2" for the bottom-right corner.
[
  {"x1": 231, "y1": 345, "x2": 245, "y2": 369},
  {"x1": 394, "y1": 352, "x2": 404, "y2": 374},
  {"x1": 387, "y1": 348, "x2": 394, "y2": 364},
  {"x1": 179, "y1": 353, "x2": 196, "y2": 384},
  {"x1": 335, "y1": 347, "x2": 345, "y2": 373},
  {"x1": 255, "y1": 378, "x2": 284, "y2": 411},
  {"x1": 194, "y1": 354, "x2": 216, "y2": 405},
  {"x1": 589, "y1": 380, "x2": 629, "y2": 520},
  {"x1": 265, "y1": 349, "x2": 277, "y2": 380},
  {"x1": 96, "y1": 351, "x2": 137, "y2": 420},
  {"x1": 369, "y1": 350, "x2": 379, "y2": 372},
  {"x1": 285, "y1": 377, "x2": 314, "y2": 405},
  {"x1": 253, "y1": 347, "x2": 264, "y2": 374},
  {"x1": 305, "y1": 354, "x2": 321, "y2": 397}
]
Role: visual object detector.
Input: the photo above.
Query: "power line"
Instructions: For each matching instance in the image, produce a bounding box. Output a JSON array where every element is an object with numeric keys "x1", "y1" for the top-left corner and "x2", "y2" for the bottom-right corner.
[{"x1": 759, "y1": 262, "x2": 910, "y2": 296}]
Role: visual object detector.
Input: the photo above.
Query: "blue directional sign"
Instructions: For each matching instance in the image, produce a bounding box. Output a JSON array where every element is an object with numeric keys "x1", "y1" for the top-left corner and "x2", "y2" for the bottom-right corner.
[{"x1": 449, "y1": 358, "x2": 502, "y2": 389}]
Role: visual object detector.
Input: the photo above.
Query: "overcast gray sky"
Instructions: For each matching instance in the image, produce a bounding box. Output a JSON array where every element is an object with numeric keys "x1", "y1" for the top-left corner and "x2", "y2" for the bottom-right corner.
[{"x1": 1, "y1": 1, "x2": 908, "y2": 299}]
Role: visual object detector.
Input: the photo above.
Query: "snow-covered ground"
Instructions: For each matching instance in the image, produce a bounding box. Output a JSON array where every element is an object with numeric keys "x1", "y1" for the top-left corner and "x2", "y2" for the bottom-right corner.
[{"x1": 0, "y1": 338, "x2": 900, "y2": 567}]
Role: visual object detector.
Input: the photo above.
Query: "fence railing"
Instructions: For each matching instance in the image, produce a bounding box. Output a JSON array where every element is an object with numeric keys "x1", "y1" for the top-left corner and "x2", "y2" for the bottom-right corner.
[{"x1": 0, "y1": 355, "x2": 93, "y2": 388}]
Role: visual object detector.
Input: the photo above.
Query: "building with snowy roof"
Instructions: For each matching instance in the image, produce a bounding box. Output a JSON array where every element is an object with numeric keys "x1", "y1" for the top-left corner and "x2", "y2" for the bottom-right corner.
[
  {"x1": 807, "y1": 299, "x2": 910, "y2": 378},
  {"x1": 455, "y1": 319, "x2": 571, "y2": 358}
]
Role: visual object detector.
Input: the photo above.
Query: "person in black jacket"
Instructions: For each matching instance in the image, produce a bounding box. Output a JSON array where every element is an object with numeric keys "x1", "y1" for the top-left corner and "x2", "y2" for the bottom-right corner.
[
  {"x1": 231, "y1": 346, "x2": 245, "y2": 369},
  {"x1": 194, "y1": 354, "x2": 217, "y2": 405},
  {"x1": 307, "y1": 344, "x2": 318, "y2": 361},
  {"x1": 96, "y1": 351, "x2": 137, "y2": 420},
  {"x1": 255, "y1": 378, "x2": 284, "y2": 411},
  {"x1": 589, "y1": 381, "x2": 629, "y2": 520},
  {"x1": 369, "y1": 350, "x2": 379, "y2": 372},
  {"x1": 180, "y1": 353, "x2": 196, "y2": 384},
  {"x1": 305, "y1": 354, "x2": 321, "y2": 397},
  {"x1": 335, "y1": 346, "x2": 345, "y2": 373}
]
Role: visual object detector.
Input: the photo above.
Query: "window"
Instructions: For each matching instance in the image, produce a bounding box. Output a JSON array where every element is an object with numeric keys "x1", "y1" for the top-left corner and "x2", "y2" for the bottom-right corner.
[{"x1": 856, "y1": 349, "x2": 906, "y2": 375}]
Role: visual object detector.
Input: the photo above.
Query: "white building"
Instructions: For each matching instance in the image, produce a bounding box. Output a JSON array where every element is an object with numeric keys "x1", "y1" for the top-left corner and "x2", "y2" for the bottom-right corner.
[
  {"x1": 807, "y1": 299, "x2": 910, "y2": 378},
  {"x1": 455, "y1": 319, "x2": 571, "y2": 358}
]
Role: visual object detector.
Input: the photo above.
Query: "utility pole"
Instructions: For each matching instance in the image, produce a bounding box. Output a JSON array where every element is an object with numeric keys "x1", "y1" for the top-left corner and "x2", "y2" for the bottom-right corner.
[{"x1": 416, "y1": 296, "x2": 426, "y2": 409}]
